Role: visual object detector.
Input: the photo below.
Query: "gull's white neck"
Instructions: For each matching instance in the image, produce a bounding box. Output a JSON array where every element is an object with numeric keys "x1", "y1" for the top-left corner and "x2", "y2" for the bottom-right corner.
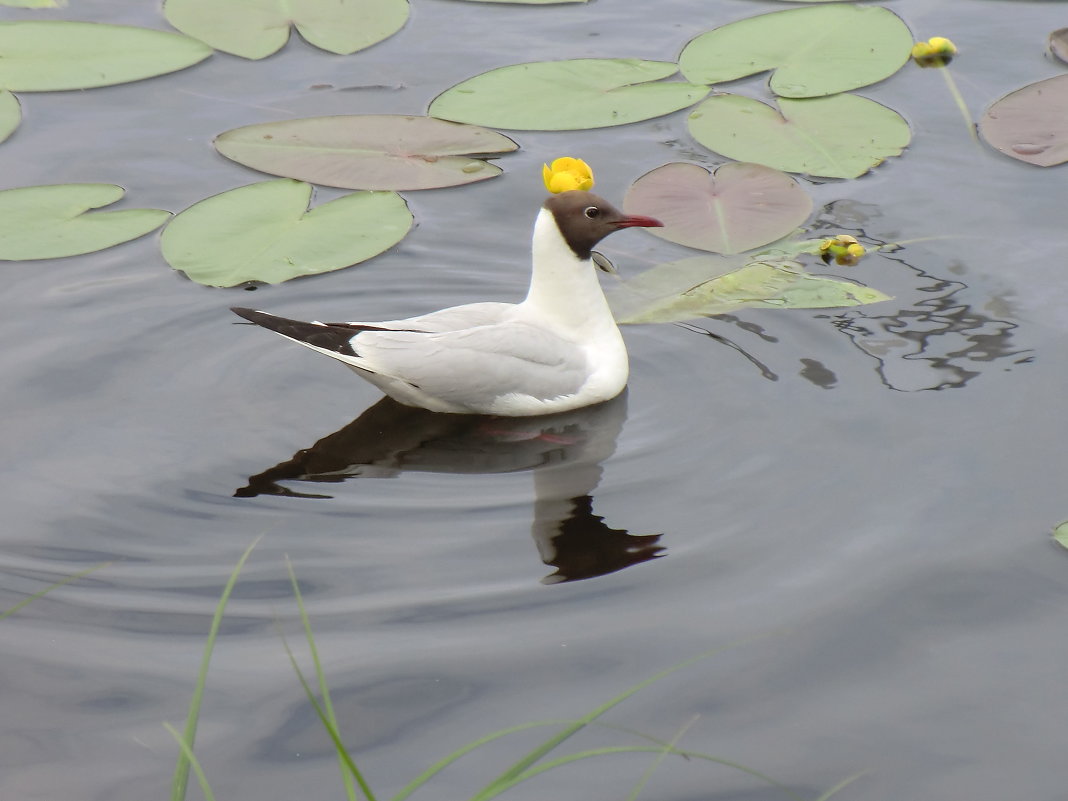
[{"x1": 520, "y1": 208, "x2": 616, "y2": 335}]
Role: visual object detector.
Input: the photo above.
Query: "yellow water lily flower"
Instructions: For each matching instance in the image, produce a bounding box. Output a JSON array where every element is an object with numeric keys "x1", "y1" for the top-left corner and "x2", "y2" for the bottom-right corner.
[
  {"x1": 542, "y1": 157, "x2": 594, "y2": 194},
  {"x1": 912, "y1": 36, "x2": 957, "y2": 68},
  {"x1": 819, "y1": 235, "x2": 866, "y2": 266}
]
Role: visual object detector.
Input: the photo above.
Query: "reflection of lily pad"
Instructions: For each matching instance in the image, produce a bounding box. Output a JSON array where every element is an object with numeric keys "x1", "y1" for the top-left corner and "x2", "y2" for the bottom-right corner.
[
  {"x1": 0, "y1": 91, "x2": 19, "y2": 144},
  {"x1": 0, "y1": 184, "x2": 170, "y2": 261},
  {"x1": 979, "y1": 74, "x2": 1068, "y2": 167},
  {"x1": 215, "y1": 116, "x2": 517, "y2": 191},
  {"x1": 611, "y1": 256, "x2": 890, "y2": 324},
  {"x1": 0, "y1": 21, "x2": 212, "y2": 91},
  {"x1": 429, "y1": 59, "x2": 709, "y2": 130},
  {"x1": 161, "y1": 180, "x2": 413, "y2": 287},
  {"x1": 163, "y1": 0, "x2": 409, "y2": 60},
  {"x1": 678, "y1": 4, "x2": 912, "y2": 97},
  {"x1": 624, "y1": 162, "x2": 812, "y2": 255},
  {"x1": 688, "y1": 93, "x2": 910, "y2": 179}
]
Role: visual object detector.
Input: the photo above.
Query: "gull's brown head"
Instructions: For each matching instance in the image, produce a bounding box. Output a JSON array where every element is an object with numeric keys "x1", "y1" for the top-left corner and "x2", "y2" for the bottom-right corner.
[{"x1": 544, "y1": 191, "x2": 662, "y2": 261}]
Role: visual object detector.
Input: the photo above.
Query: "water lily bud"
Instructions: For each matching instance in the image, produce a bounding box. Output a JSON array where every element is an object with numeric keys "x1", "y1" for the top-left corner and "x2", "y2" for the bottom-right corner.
[
  {"x1": 928, "y1": 37, "x2": 957, "y2": 55},
  {"x1": 835, "y1": 242, "x2": 866, "y2": 266},
  {"x1": 542, "y1": 157, "x2": 594, "y2": 194},
  {"x1": 819, "y1": 235, "x2": 865, "y2": 265},
  {"x1": 912, "y1": 37, "x2": 957, "y2": 68}
]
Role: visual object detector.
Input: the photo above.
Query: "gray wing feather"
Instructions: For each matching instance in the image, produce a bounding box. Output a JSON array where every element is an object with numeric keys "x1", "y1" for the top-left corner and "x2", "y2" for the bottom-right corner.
[
  {"x1": 348, "y1": 303, "x2": 515, "y2": 334},
  {"x1": 355, "y1": 323, "x2": 588, "y2": 405}
]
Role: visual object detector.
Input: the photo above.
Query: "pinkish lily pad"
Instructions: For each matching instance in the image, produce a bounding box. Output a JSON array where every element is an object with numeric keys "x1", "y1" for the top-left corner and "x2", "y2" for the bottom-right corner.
[
  {"x1": 979, "y1": 74, "x2": 1068, "y2": 167},
  {"x1": 1050, "y1": 28, "x2": 1068, "y2": 65},
  {"x1": 624, "y1": 162, "x2": 812, "y2": 255},
  {"x1": 214, "y1": 115, "x2": 518, "y2": 191}
]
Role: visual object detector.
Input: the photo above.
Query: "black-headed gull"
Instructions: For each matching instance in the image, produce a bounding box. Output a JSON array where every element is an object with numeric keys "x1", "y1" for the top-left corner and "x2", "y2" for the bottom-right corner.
[{"x1": 231, "y1": 190, "x2": 662, "y2": 416}]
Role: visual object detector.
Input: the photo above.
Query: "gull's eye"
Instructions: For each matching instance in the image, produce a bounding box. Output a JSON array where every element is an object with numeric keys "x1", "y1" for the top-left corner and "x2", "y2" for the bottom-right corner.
[{"x1": 584, "y1": 206, "x2": 600, "y2": 219}]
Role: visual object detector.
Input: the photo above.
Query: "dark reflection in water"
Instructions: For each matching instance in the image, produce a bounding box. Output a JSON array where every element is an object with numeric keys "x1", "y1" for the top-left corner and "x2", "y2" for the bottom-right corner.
[
  {"x1": 799, "y1": 358, "x2": 838, "y2": 389},
  {"x1": 673, "y1": 319, "x2": 779, "y2": 381},
  {"x1": 814, "y1": 200, "x2": 1033, "y2": 391},
  {"x1": 825, "y1": 288, "x2": 1033, "y2": 392},
  {"x1": 678, "y1": 200, "x2": 1033, "y2": 391},
  {"x1": 236, "y1": 392, "x2": 662, "y2": 583}
]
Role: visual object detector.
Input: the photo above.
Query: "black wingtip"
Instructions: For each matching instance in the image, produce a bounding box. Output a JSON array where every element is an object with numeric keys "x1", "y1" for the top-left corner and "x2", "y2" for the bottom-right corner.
[
  {"x1": 231, "y1": 306, "x2": 266, "y2": 323},
  {"x1": 229, "y1": 306, "x2": 359, "y2": 357}
]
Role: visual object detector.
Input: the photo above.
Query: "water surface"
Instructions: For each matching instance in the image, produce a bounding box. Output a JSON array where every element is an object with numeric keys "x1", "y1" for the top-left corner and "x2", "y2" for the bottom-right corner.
[{"x1": 2, "y1": 1, "x2": 1067, "y2": 800}]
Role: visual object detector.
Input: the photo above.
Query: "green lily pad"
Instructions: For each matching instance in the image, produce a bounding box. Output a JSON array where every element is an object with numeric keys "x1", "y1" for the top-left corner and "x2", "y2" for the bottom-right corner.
[
  {"x1": 0, "y1": 184, "x2": 170, "y2": 261},
  {"x1": 163, "y1": 0, "x2": 409, "y2": 60},
  {"x1": 688, "y1": 93, "x2": 910, "y2": 179},
  {"x1": 624, "y1": 162, "x2": 812, "y2": 255},
  {"x1": 161, "y1": 180, "x2": 413, "y2": 287},
  {"x1": 429, "y1": 59, "x2": 709, "y2": 131},
  {"x1": 0, "y1": 0, "x2": 65, "y2": 6},
  {"x1": 0, "y1": 91, "x2": 20, "y2": 144},
  {"x1": 979, "y1": 74, "x2": 1068, "y2": 167},
  {"x1": 215, "y1": 116, "x2": 517, "y2": 191},
  {"x1": 1054, "y1": 521, "x2": 1068, "y2": 550},
  {"x1": 612, "y1": 256, "x2": 890, "y2": 324},
  {"x1": 0, "y1": 21, "x2": 211, "y2": 92},
  {"x1": 678, "y1": 5, "x2": 912, "y2": 98}
]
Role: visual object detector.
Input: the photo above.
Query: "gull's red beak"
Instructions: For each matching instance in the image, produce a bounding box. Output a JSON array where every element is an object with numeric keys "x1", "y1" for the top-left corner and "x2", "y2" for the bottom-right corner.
[{"x1": 614, "y1": 214, "x2": 664, "y2": 229}]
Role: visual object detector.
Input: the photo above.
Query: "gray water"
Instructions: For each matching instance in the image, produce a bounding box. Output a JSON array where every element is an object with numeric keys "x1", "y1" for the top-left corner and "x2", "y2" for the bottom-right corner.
[{"x1": 3, "y1": 1, "x2": 1068, "y2": 799}]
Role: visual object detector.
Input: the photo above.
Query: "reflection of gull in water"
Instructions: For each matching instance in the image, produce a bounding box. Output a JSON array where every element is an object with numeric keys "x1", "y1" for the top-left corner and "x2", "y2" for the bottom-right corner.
[{"x1": 235, "y1": 392, "x2": 662, "y2": 583}]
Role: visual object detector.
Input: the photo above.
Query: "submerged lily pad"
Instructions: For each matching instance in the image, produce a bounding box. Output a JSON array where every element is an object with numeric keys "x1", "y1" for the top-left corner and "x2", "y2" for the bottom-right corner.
[
  {"x1": 979, "y1": 74, "x2": 1068, "y2": 167},
  {"x1": 688, "y1": 93, "x2": 910, "y2": 179},
  {"x1": 161, "y1": 180, "x2": 413, "y2": 287},
  {"x1": 215, "y1": 116, "x2": 517, "y2": 190},
  {"x1": 0, "y1": 184, "x2": 170, "y2": 261},
  {"x1": 612, "y1": 256, "x2": 891, "y2": 324},
  {"x1": 429, "y1": 59, "x2": 709, "y2": 130},
  {"x1": 624, "y1": 162, "x2": 812, "y2": 255},
  {"x1": 0, "y1": 21, "x2": 211, "y2": 91},
  {"x1": 0, "y1": 91, "x2": 19, "y2": 144},
  {"x1": 678, "y1": 5, "x2": 912, "y2": 98},
  {"x1": 163, "y1": 0, "x2": 409, "y2": 60}
]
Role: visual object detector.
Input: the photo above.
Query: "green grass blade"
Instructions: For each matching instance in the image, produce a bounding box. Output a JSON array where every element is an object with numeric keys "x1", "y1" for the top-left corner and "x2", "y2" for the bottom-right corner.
[
  {"x1": 812, "y1": 772, "x2": 865, "y2": 801},
  {"x1": 626, "y1": 715, "x2": 698, "y2": 801},
  {"x1": 470, "y1": 643, "x2": 749, "y2": 801},
  {"x1": 479, "y1": 745, "x2": 697, "y2": 798},
  {"x1": 593, "y1": 722, "x2": 806, "y2": 800},
  {"x1": 286, "y1": 557, "x2": 358, "y2": 801},
  {"x1": 390, "y1": 720, "x2": 575, "y2": 801},
  {"x1": 481, "y1": 742, "x2": 806, "y2": 800},
  {"x1": 1, "y1": 561, "x2": 112, "y2": 621},
  {"x1": 170, "y1": 537, "x2": 260, "y2": 801},
  {"x1": 164, "y1": 722, "x2": 217, "y2": 801},
  {"x1": 278, "y1": 628, "x2": 378, "y2": 801}
]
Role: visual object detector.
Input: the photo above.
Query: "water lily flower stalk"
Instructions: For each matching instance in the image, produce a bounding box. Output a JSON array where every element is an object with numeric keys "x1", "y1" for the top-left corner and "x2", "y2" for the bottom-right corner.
[
  {"x1": 819, "y1": 235, "x2": 866, "y2": 267},
  {"x1": 543, "y1": 157, "x2": 594, "y2": 194},
  {"x1": 912, "y1": 36, "x2": 977, "y2": 145}
]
